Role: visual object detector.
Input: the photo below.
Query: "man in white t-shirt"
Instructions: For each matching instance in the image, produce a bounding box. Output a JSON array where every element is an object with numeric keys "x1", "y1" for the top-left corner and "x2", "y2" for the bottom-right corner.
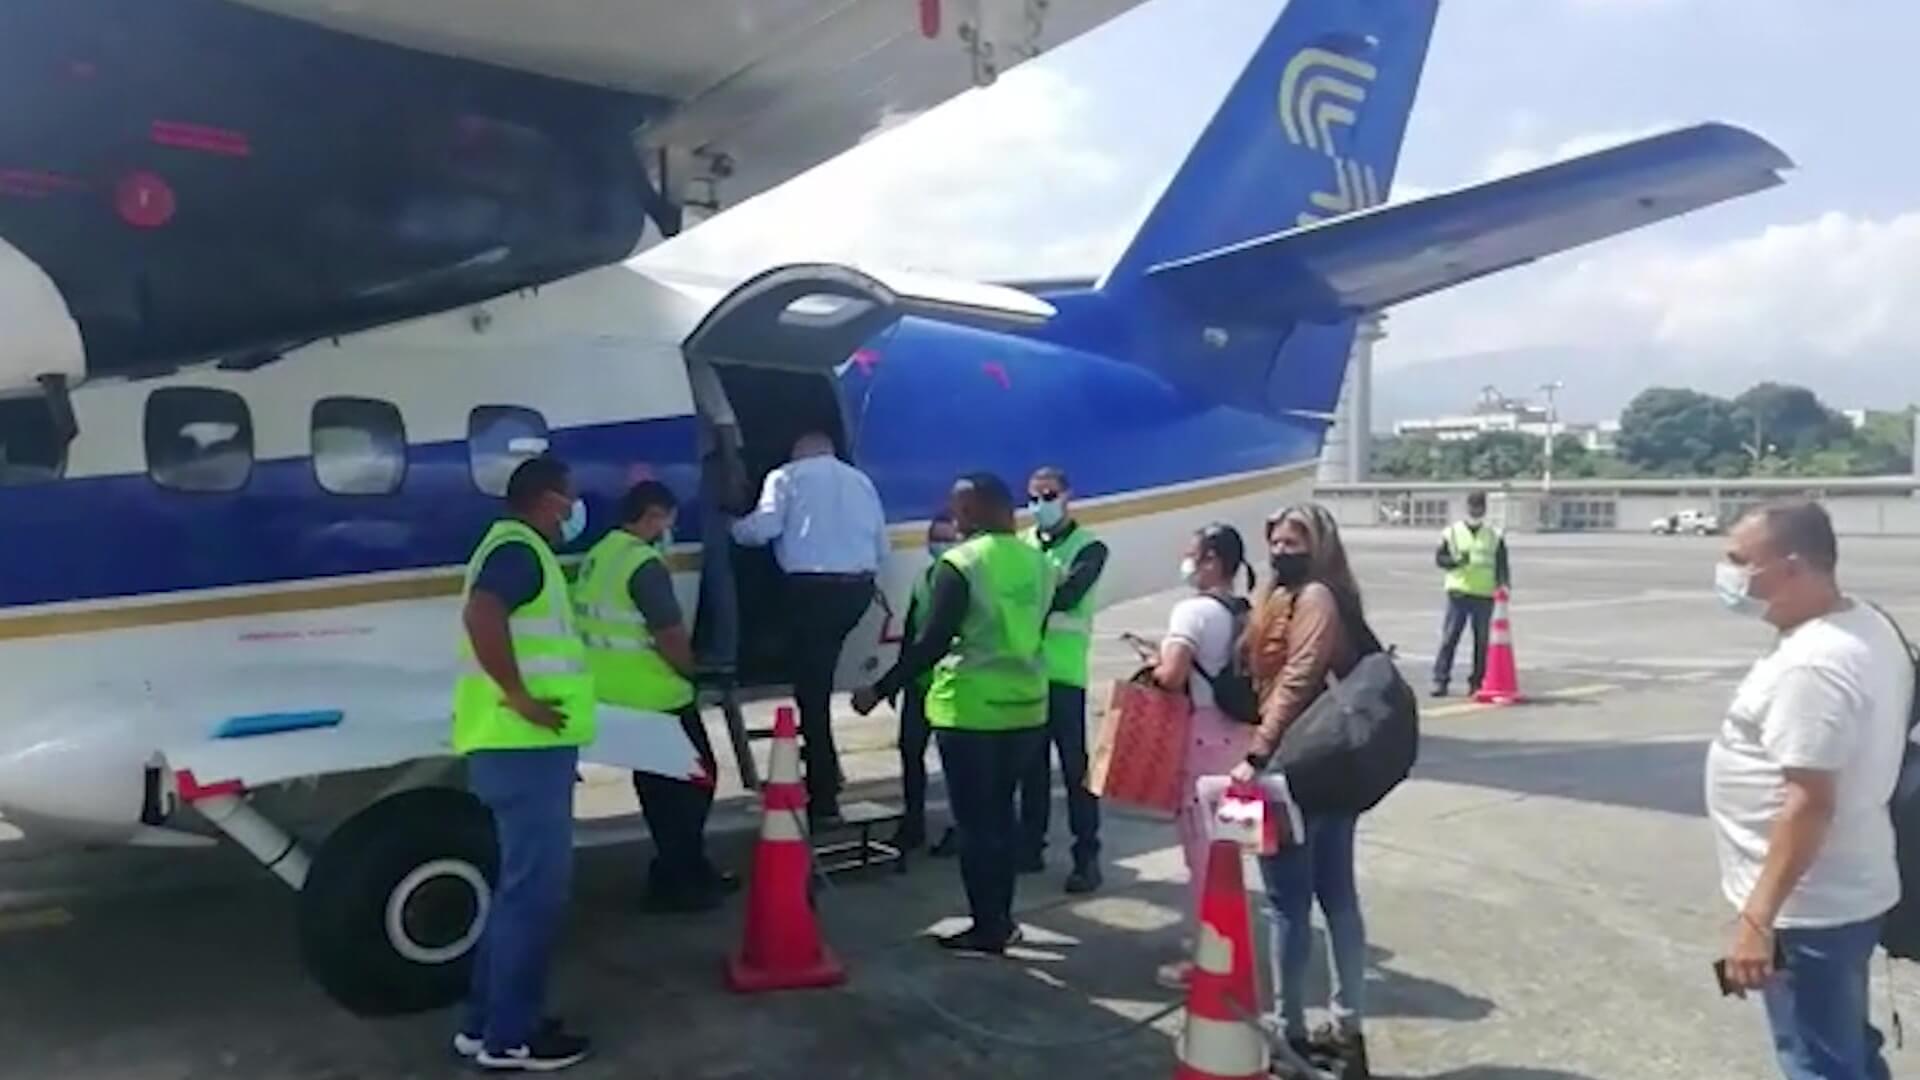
[{"x1": 1706, "y1": 500, "x2": 1909, "y2": 1080}]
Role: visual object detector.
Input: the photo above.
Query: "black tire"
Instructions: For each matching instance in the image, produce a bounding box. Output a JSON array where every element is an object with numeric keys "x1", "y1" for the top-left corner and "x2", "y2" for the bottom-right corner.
[{"x1": 298, "y1": 787, "x2": 496, "y2": 1017}]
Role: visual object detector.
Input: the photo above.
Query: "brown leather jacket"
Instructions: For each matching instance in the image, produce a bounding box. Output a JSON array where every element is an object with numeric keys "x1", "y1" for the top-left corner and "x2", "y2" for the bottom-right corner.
[{"x1": 1245, "y1": 581, "x2": 1357, "y2": 762}]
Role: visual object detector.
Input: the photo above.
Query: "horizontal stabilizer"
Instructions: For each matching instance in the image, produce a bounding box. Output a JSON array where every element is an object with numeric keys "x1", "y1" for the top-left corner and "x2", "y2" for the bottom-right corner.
[{"x1": 1142, "y1": 123, "x2": 1792, "y2": 324}]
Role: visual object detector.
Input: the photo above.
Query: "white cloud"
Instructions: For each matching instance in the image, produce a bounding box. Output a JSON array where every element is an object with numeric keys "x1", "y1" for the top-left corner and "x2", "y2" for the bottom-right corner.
[
  {"x1": 644, "y1": 64, "x2": 1133, "y2": 282},
  {"x1": 1478, "y1": 124, "x2": 1676, "y2": 181},
  {"x1": 1382, "y1": 210, "x2": 1920, "y2": 369}
]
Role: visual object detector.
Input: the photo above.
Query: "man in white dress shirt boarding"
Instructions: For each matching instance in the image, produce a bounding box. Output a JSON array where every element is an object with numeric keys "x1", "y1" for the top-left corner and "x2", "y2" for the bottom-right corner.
[{"x1": 730, "y1": 431, "x2": 889, "y2": 822}]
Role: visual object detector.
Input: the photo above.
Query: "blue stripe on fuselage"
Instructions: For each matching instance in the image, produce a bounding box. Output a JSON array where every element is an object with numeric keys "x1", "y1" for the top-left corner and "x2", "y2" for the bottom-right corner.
[{"x1": 2, "y1": 313, "x2": 1320, "y2": 610}]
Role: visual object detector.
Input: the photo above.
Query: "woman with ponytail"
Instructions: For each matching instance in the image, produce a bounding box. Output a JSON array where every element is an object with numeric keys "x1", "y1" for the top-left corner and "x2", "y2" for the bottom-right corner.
[
  {"x1": 1145, "y1": 522, "x2": 1256, "y2": 989},
  {"x1": 1233, "y1": 502, "x2": 1375, "y2": 1079}
]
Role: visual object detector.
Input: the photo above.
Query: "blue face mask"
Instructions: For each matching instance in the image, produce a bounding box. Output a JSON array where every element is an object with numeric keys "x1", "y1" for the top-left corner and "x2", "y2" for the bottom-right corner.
[
  {"x1": 1031, "y1": 498, "x2": 1065, "y2": 530},
  {"x1": 560, "y1": 498, "x2": 588, "y2": 545},
  {"x1": 928, "y1": 541, "x2": 953, "y2": 560}
]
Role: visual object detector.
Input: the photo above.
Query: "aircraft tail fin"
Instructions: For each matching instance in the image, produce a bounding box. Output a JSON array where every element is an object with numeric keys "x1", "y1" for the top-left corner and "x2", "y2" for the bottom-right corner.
[{"x1": 1101, "y1": 0, "x2": 1438, "y2": 292}]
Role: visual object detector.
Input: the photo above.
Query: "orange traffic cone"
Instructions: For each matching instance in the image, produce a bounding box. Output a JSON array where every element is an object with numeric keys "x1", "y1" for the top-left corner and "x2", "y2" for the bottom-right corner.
[
  {"x1": 1474, "y1": 586, "x2": 1524, "y2": 705},
  {"x1": 1173, "y1": 840, "x2": 1266, "y2": 1080},
  {"x1": 725, "y1": 706, "x2": 846, "y2": 993}
]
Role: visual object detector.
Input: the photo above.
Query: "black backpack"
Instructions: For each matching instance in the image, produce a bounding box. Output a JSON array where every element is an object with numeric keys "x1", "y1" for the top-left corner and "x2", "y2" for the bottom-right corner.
[
  {"x1": 1270, "y1": 592, "x2": 1421, "y2": 815},
  {"x1": 1866, "y1": 604, "x2": 1920, "y2": 960},
  {"x1": 1193, "y1": 595, "x2": 1261, "y2": 725}
]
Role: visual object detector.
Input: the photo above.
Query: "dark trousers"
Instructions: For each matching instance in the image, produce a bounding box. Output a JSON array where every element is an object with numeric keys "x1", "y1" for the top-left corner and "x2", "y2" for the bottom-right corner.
[
  {"x1": 899, "y1": 683, "x2": 932, "y2": 836},
  {"x1": 632, "y1": 706, "x2": 719, "y2": 891},
  {"x1": 463, "y1": 747, "x2": 578, "y2": 1053},
  {"x1": 937, "y1": 725, "x2": 1047, "y2": 938},
  {"x1": 1432, "y1": 592, "x2": 1494, "y2": 690},
  {"x1": 1018, "y1": 682, "x2": 1101, "y2": 864},
  {"x1": 785, "y1": 574, "x2": 875, "y2": 808}
]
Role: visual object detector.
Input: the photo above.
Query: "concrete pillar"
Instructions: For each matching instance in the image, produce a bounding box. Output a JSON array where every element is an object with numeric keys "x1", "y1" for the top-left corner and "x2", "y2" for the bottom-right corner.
[
  {"x1": 1347, "y1": 313, "x2": 1385, "y2": 483},
  {"x1": 1319, "y1": 313, "x2": 1387, "y2": 485},
  {"x1": 1317, "y1": 365, "x2": 1353, "y2": 485}
]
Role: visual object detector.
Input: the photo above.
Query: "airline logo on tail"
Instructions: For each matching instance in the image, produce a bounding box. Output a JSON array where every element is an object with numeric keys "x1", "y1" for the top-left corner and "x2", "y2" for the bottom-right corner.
[{"x1": 1278, "y1": 46, "x2": 1382, "y2": 225}]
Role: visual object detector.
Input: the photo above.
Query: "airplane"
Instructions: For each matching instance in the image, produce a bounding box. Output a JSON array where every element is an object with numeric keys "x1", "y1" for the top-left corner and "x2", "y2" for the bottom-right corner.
[{"x1": 0, "y1": 0, "x2": 1791, "y2": 1018}]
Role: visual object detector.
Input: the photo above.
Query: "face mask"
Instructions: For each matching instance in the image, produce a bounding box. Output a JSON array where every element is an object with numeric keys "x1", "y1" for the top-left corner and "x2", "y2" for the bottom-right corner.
[
  {"x1": 1270, "y1": 551, "x2": 1311, "y2": 588},
  {"x1": 1032, "y1": 499, "x2": 1065, "y2": 530},
  {"x1": 929, "y1": 541, "x2": 953, "y2": 560},
  {"x1": 1180, "y1": 556, "x2": 1200, "y2": 585},
  {"x1": 1714, "y1": 560, "x2": 1766, "y2": 617},
  {"x1": 560, "y1": 497, "x2": 588, "y2": 545}
]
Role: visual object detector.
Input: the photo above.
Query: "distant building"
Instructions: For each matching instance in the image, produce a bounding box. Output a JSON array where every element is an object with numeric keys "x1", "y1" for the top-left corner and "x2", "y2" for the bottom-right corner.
[{"x1": 1393, "y1": 385, "x2": 1618, "y2": 452}]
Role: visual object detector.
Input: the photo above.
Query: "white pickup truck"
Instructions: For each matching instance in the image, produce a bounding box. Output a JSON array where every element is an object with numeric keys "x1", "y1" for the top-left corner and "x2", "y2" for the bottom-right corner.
[{"x1": 1651, "y1": 509, "x2": 1722, "y2": 535}]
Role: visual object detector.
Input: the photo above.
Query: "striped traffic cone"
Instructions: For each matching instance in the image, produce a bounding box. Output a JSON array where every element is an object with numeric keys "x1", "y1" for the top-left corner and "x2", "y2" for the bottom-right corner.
[
  {"x1": 1173, "y1": 840, "x2": 1265, "y2": 1080},
  {"x1": 1473, "y1": 586, "x2": 1525, "y2": 705},
  {"x1": 725, "y1": 706, "x2": 846, "y2": 993}
]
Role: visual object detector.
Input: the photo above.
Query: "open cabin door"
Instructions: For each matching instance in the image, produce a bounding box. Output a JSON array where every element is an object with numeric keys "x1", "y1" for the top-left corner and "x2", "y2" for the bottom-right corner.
[{"x1": 678, "y1": 263, "x2": 1052, "y2": 692}]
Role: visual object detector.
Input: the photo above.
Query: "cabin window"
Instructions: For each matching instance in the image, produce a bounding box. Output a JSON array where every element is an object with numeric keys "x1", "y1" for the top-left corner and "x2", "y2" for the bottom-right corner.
[
  {"x1": 468, "y1": 406, "x2": 549, "y2": 497},
  {"x1": 145, "y1": 387, "x2": 253, "y2": 493},
  {"x1": 0, "y1": 397, "x2": 67, "y2": 486},
  {"x1": 312, "y1": 397, "x2": 406, "y2": 496}
]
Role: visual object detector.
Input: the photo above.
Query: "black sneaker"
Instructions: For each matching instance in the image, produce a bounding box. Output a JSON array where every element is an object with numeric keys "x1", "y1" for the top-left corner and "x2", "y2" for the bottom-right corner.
[
  {"x1": 475, "y1": 1029, "x2": 592, "y2": 1072},
  {"x1": 1064, "y1": 862, "x2": 1102, "y2": 894},
  {"x1": 929, "y1": 827, "x2": 962, "y2": 858},
  {"x1": 887, "y1": 824, "x2": 927, "y2": 852},
  {"x1": 935, "y1": 924, "x2": 1023, "y2": 956},
  {"x1": 808, "y1": 803, "x2": 844, "y2": 830},
  {"x1": 1307, "y1": 1023, "x2": 1370, "y2": 1080},
  {"x1": 1016, "y1": 850, "x2": 1045, "y2": 875},
  {"x1": 455, "y1": 1018, "x2": 562, "y2": 1059},
  {"x1": 1431, "y1": 683, "x2": 1449, "y2": 698}
]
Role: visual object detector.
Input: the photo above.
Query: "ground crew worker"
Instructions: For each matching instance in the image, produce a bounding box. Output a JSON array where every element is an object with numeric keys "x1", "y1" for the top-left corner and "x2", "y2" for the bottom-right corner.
[
  {"x1": 892, "y1": 511, "x2": 960, "y2": 853},
  {"x1": 854, "y1": 473, "x2": 1055, "y2": 955},
  {"x1": 1018, "y1": 466, "x2": 1107, "y2": 893},
  {"x1": 453, "y1": 455, "x2": 595, "y2": 1073},
  {"x1": 574, "y1": 481, "x2": 735, "y2": 913},
  {"x1": 1431, "y1": 490, "x2": 1511, "y2": 697}
]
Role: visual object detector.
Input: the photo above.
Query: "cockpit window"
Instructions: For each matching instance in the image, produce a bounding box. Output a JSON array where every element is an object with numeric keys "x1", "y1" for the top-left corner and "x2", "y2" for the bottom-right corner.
[
  {"x1": 312, "y1": 397, "x2": 406, "y2": 496},
  {"x1": 146, "y1": 387, "x2": 253, "y2": 493},
  {"x1": 0, "y1": 396, "x2": 68, "y2": 486},
  {"x1": 468, "y1": 405, "x2": 549, "y2": 497}
]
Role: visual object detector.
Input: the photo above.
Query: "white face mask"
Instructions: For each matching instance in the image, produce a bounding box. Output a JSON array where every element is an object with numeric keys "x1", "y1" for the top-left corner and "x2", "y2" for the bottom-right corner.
[
  {"x1": 1714, "y1": 560, "x2": 1766, "y2": 617},
  {"x1": 1179, "y1": 556, "x2": 1200, "y2": 586}
]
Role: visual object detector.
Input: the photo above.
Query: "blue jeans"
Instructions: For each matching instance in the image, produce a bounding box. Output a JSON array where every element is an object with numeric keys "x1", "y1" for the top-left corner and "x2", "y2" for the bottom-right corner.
[
  {"x1": 1432, "y1": 592, "x2": 1493, "y2": 690},
  {"x1": 1762, "y1": 917, "x2": 1891, "y2": 1080},
  {"x1": 462, "y1": 748, "x2": 578, "y2": 1053},
  {"x1": 1259, "y1": 814, "x2": 1367, "y2": 1038}
]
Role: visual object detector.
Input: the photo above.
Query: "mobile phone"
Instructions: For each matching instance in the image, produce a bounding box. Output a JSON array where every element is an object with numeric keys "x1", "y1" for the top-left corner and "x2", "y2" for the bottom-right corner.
[{"x1": 1713, "y1": 939, "x2": 1789, "y2": 997}]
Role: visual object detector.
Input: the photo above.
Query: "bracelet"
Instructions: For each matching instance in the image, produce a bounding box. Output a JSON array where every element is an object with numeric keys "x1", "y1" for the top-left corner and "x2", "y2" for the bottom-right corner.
[{"x1": 1739, "y1": 911, "x2": 1774, "y2": 939}]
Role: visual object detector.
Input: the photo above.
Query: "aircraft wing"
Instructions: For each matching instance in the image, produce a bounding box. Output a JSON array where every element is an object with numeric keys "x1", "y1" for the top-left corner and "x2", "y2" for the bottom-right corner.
[
  {"x1": 1143, "y1": 123, "x2": 1794, "y2": 323},
  {"x1": 225, "y1": 0, "x2": 1150, "y2": 213}
]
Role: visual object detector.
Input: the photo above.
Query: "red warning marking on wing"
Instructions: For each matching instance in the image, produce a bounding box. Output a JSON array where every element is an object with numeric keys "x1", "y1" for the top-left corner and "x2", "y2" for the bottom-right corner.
[
  {"x1": 0, "y1": 170, "x2": 88, "y2": 198},
  {"x1": 151, "y1": 120, "x2": 253, "y2": 158},
  {"x1": 981, "y1": 361, "x2": 1011, "y2": 389}
]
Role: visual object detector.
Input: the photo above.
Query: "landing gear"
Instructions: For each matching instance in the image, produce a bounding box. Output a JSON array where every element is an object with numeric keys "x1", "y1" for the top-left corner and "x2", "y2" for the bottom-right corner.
[{"x1": 296, "y1": 787, "x2": 497, "y2": 1016}]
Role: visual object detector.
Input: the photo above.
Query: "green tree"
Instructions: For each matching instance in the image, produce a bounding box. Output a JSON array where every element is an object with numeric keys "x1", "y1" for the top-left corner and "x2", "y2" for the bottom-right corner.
[
  {"x1": 1617, "y1": 388, "x2": 1742, "y2": 475},
  {"x1": 1732, "y1": 382, "x2": 1851, "y2": 458}
]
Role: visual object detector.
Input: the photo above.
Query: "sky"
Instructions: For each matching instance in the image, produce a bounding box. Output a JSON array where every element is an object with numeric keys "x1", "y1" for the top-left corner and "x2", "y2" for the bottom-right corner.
[{"x1": 652, "y1": 0, "x2": 1920, "y2": 424}]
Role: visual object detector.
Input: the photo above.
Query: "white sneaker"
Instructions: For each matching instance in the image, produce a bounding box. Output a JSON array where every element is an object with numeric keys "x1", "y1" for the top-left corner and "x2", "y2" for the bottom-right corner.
[{"x1": 452, "y1": 1031, "x2": 484, "y2": 1058}]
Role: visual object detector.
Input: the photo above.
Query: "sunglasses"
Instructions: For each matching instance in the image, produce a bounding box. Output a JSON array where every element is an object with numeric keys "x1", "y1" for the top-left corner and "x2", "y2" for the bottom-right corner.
[{"x1": 1029, "y1": 491, "x2": 1063, "y2": 503}]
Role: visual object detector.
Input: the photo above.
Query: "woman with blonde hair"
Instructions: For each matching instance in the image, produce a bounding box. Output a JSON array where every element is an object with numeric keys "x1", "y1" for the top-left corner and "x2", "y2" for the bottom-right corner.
[{"x1": 1230, "y1": 502, "x2": 1379, "y2": 1080}]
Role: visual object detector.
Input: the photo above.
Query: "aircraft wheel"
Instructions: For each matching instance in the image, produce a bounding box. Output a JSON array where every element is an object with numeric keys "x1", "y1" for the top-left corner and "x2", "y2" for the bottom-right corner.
[{"x1": 298, "y1": 787, "x2": 496, "y2": 1016}]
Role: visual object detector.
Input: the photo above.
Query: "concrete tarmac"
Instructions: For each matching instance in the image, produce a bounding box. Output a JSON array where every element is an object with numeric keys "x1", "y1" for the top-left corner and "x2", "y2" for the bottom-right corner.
[{"x1": 3, "y1": 530, "x2": 1919, "y2": 1079}]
